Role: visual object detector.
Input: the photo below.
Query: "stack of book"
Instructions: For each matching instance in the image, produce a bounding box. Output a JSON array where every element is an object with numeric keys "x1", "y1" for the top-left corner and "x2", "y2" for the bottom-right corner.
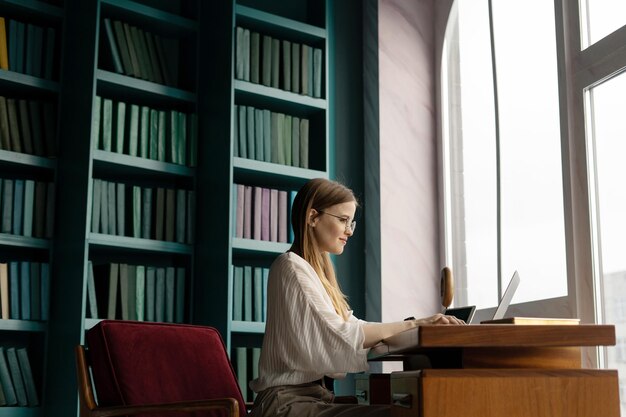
[
  {"x1": 87, "y1": 262, "x2": 185, "y2": 323},
  {"x1": 0, "y1": 262, "x2": 50, "y2": 321},
  {"x1": 91, "y1": 179, "x2": 194, "y2": 244},
  {"x1": 0, "y1": 179, "x2": 54, "y2": 239},
  {"x1": 93, "y1": 96, "x2": 197, "y2": 166},
  {"x1": 235, "y1": 26, "x2": 323, "y2": 98},
  {"x1": 234, "y1": 104, "x2": 309, "y2": 169},
  {"x1": 232, "y1": 265, "x2": 269, "y2": 323},
  {"x1": 233, "y1": 346, "x2": 261, "y2": 403},
  {"x1": 233, "y1": 184, "x2": 295, "y2": 243},
  {"x1": 0, "y1": 346, "x2": 38, "y2": 407},
  {"x1": 0, "y1": 97, "x2": 57, "y2": 157},
  {"x1": 0, "y1": 16, "x2": 57, "y2": 80},
  {"x1": 101, "y1": 18, "x2": 175, "y2": 86}
]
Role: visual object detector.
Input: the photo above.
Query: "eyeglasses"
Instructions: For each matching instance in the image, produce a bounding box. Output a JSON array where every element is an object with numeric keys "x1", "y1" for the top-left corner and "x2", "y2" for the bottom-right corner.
[{"x1": 317, "y1": 210, "x2": 356, "y2": 233}]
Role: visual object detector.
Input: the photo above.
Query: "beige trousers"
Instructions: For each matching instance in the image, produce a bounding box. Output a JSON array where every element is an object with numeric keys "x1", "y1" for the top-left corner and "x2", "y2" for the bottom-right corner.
[{"x1": 249, "y1": 382, "x2": 390, "y2": 417}]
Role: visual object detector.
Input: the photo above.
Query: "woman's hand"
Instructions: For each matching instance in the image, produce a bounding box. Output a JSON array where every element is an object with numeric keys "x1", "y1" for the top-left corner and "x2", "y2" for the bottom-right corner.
[{"x1": 414, "y1": 313, "x2": 466, "y2": 325}]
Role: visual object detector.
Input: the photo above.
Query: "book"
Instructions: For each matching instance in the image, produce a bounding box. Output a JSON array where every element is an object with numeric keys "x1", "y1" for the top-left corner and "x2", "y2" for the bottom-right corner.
[
  {"x1": 169, "y1": 110, "x2": 179, "y2": 163},
  {"x1": 235, "y1": 27, "x2": 244, "y2": 80},
  {"x1": 278, "y1": 191, "x2": 288, "y2": 243},
  {"x1": 246, "y1": 106, "x2": 255, "y2": 160},
  {"x1": 7, "y1": 20, "x2": 16, "y2": 72},
  {"x1": 178, "y1": 111, "x2": 187, "y2": 165},
  {"x1": 91, "y1": 96, "x2": 102, "y2": 149},
  {"x1": 243, "y1": 266, "x2": 252, "y2": 321},
  {"x1": 28, "y1": 100, "x2": 45, "y2": 156},
  {"x1": 29, "y1": 262, "x2": 40, "y2": 321},
  {"x1": 270, "y1": 113, "x2": 279, "y2": 163},
  {"x1": 155, "y1": 267, "x2": 165, "y2": 322},
  {"x1": 271, "y1": 38, "x2": 280, "y2": 88},
  {"x1": 233, "y1": 266, "x2": 243, "y2": 321},
  {"x1": 263, "y1": 109, "x2": 271, "y2": 163},
  {"x1": 313, "y1": 48, "x2": 323, "y2": 98},
  {"x1": 176, "y1": 189, "x2": 186, "y2": 243},
  {"x1": 165, "y1": 267, "x2": 175, "y2": 322},
  {"x1": 87, "y1": 261, "x2": 98, "y2": 319},
  {"x1": 115, "y1": 101, "x2": 126, "y2": 153},
  {"x1": 6, "y1": 348, "x2": 26, "y2": 406},
  {"x1": 291, "y1": 43, "x2": 300, "y2": 94},
  {"x1": 14, "y1": 21, "x2": 25, "y2": 73},
  {"x1": 0, "y1": 263, "x2": 8, "y2": 319},
  {"x1": 107, "y1": 181, "x2": 116, "y2": 235},
  {"x1": 262, "y1": 268, "x2": 269, "y2": 321},
  {"x1": 102, "y1": 98, "x2": 113, "y2": 151},
  {"x1": 131, "y1": 26, "x2": 153, "y2": 82},
  {"x1": 276, "y1": 113, "x2": 285, "y2": 165},
  {"x1": 135, "y1": 265, "x2": 145, "y2": 321},
  {"x1": 112, "y1": 20, "x2": 134, "y2": 76},
  {"x1": 235, "y1": 184, "x2": 244, "y2": 238},
  {"x1": 123, "y1": 22, "x2": 141, "y2": 78},
  {"x1": 0, "y1": 97, "x2": 10, "y2": 150},
  {"x1": 116, "y1": 183, "x2": 125, "y2": 236},
  {"x1": 289, "y1": 190, "x2": 297, "y2": 242},
  {"x1": 255, "y1": 109, "x2": 264, "y2": 161},
  {"x1": 157, "y1": 110, "x2": 166, "y2": 162},
  {"x1": 18, "y1": 100, "x2": 33, "y2": 154},
  {"x1": 128, "y1": 104, "x2": 139, "y2": 156},
  {"x1": 107, "y1": 263, "x2": 119, "y2": 319},
  {"x1": 175, "y1": 267, "x2": 185, "y2": 323},
  {"x1": 250, "y1": 32, "x2": 260, "y2": 84},
  {"x1": 307, "y1": 45, "x2": 313, "y2": 97},
  {"x1": 1, "y1": 179, "x2": 12, "y2": 233},
  {"x1": 238, "y1": 105, "x2": 247, "y2": 159},
  {"x1": 23, "y1": 180, "x2": 35, "y2": 237},
  {"x1": 235, "y1": 347, "x2": 247, "y2": 401},
  {"x1": 165, "y1": 188, "x2": 175, "y2": 242},
  {"x1": 292, "y1": 116, "x2": 300, "y2": 168},
  {"x1": 132, "y1": 186, "x2": 141, "y2": 238},
  {"x1": 300, "y1": 118, "x2": 309, "y2": 168},
  {"x1": 12, "y1": 179, "x2": 24, "y2": 235},
  {"x1": 253, "y1": 267, "x2": 263, "y2": 322},
  {"x1": 284, "y1": 115, "x2": 292, "y2": 166},
  {"x1": 155, "y1": 187, "x2": 165, "y2": 241},
  {"x1": 145, "y1": 266, "x2": 155, "y2": 321},
  {"x1": 270, "y1": 189, "x2": 278, "y2": 242},
  {"x1": 243, "y1": 29, "x2": 250, "y2": 81},
  {"x1": 6, "y1": 99, "x2": 21, "y2": 152},
  {"x1": 142, "y1": 187, "x2": 152, "y2": 239},
  {"x1": 119, "y1": 263, "x2": 129, "y2": 320},
  {"x1": 149, "y1": 109, "x2": 158, "y2": 160},
  {"x1": 481, "y1": 317, "x2": 581, "y2": 325},
  {"x1": 127, "y1": 265, "x2": 137, "y2": 320},
  {"x1": 301, "y1": 44, "x2": 310, "y2": 96},
  {"x1": 103, "y1": 18, "x2": 123, "y2": 74},
  {"x1": 261, "y1": 188, "x2": 270, "y2": 241},
  {"x1": 89, "y1": 179, "x2": 100, "y2": 233},
  {"x1": 152, "y1": 34, "x2": 173, "y2": 86},
  {"x1": 42, "y1": 101, "x2": 56, "y2": 156},
  {"x1": 0, "y1": 18, "x2": 7, "y2": 70},
  {"x1": 144, "y1": 32, "x2": 163, "y2": 84},
  {"x1": 233, "y1": 105, "x2": 239, "y2": 157},
  {"x1": 261, "y1": 35, "x2": 272, "y2": 86},
  {"x1": 253, "y1": 186, "x2": 262, "y2": 240},
  {"x1": 282, "y1": 40, "x2": 291, "y2": 91},
  {"x1": 99, "y1": 179, "x2": 108, "y2": 234},
  {"x1": 16, "y1": 348, "x2": 38, "y2": 406},
  {"x1": 0, "y1": 347, "x2": 17, "y2": 405},
  {"x1": 9, "y1": 262, "x2": 19, "y2": 319},
  {"x1": 40, "y1": 263, "x2": 50, "y2": 320},
  {"x1": 243, "y1": 185, "x2": 252, "y2": 239},
  {"x1": 139, "y1": 106, "x2": 149, "y2": 158},
  {"x1": 186, "y1": 190, "x2": 195, "y2": 244}
]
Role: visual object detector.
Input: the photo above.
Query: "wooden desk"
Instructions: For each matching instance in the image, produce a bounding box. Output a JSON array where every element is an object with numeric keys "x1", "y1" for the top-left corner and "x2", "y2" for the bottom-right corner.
[{"x1": 368, "y1": 324, "x2": 619, "y2": 417}]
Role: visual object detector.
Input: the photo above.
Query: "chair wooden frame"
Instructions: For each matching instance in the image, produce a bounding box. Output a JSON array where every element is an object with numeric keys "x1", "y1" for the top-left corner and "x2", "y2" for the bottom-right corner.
[{"x1": 75, "y1": 345, "x2": 240, "y2": 417}]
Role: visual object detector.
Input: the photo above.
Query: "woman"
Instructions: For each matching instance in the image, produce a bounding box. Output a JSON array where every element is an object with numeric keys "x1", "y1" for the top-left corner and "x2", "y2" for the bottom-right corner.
[{"x1": 249, "y1": 178, "x2": 463, "y2": 417}]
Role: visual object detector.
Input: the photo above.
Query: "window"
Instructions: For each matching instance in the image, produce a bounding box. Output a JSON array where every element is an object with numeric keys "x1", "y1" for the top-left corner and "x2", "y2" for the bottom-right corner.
[
  {"x1": 442, "y1": 0, "x2": 567, "y2": 309},
  {"x1": 580, "y1": 0, "x2": 626, "y2": 48}
]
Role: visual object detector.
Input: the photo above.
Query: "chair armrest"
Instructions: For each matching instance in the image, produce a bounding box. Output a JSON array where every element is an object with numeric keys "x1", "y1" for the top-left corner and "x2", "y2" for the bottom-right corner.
[{"x1": 87, "y1": 397, "x2": 239, "y2": 417}]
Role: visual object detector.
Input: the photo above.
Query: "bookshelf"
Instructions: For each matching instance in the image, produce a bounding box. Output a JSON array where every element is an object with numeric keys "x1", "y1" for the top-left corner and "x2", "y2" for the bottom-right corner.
[
  {"x1": 0, "y1": 0, "x2": 351, "y2": 415},
  {"x1": 0, "y1": 0, "x2": 61, "y2": 412}
]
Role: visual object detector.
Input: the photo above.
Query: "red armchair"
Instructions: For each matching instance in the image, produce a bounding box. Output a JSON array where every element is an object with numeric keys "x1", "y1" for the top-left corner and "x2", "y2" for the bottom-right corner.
[{"x1": 75, "y1": 320, "x2": 246, "y2": 417}]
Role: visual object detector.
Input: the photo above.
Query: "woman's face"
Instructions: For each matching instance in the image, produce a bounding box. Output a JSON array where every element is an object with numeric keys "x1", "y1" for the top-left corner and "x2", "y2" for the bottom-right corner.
[{"x1": 310, "y1": 201, "x2": 356, "y2": 255}]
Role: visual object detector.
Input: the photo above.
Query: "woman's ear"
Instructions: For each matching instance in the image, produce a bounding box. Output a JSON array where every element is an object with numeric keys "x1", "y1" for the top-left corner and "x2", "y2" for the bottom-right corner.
[{"x1": 308, "y1": 208, "x2": 318, "y2": 227}]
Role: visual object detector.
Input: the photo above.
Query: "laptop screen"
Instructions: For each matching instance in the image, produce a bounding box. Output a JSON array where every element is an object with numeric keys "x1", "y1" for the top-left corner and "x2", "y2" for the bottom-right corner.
[{"x1": 492, "y1": 271, "x2": 521, "y2": 320}]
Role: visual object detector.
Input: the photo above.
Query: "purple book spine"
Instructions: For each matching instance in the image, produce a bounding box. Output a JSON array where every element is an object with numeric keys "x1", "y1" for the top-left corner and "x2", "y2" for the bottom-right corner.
[
  {"x1": 253, "y1": 186, "x2": 262, "y2": 240},
  {"x1": 236, "y1": 184, "x2": 244, "y2": 238},
  {"x1": 270, "y1": 189, "x2": 278, "y2": 242},
  {"x1": 278, "y1": 191, "x2": 288, "y2": 243},
  {"x1": 243, "y1": 185, "x2": 252, "y2": 239}
]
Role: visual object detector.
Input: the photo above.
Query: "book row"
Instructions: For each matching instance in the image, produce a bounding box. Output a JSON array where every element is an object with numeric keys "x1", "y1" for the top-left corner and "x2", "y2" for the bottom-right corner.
[
  {"x1": 0, "y1": 96, "x2": 57, "y2": 157},
  {"x1": 0, "y1": 262, "x2": 49, "y2": 322},
  {"x1": 91, "y1": 179, "x2": 194, "y2": 245},
  {"x1": 87, "y1": 262, "x2": 185, "y2": 323},
  {"x1": 1, "y1": 179, "x2": 54, "y2": 240},
  {"x1": 93, "y1": 96, "x2": 197, "y2": 166},
  {"x1": 0, "y1": 346, "x2": 38, "y2": 407},
  {"x1": 233, "y1": 346, "x2": 260, "y2": 402},
  {"x1": 235, "y1": 27, "x2": 323, "y2": 98},
  {"x1": 233, "y1": 184, "x2": 296, "y2": 243},
  {"x1": 234, "y1": 104, "x2": 309, "y2": 169},
  {"x1": 101, "y1": 18, "x2": 175, "y2": 86},
  {"x1": 232, "y1": 265, "x2": 268, "y2": 323},
  {"x1": 0, "y1": 17, "x2": 57, "y2": 80}
]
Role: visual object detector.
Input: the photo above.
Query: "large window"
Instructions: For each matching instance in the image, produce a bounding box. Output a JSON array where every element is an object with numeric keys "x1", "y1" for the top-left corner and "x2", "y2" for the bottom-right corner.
[
  {"x1": 580, "y1": 0, "x2": 626, "y2": 48},
  {"x1": 443, "y1": 0, "x2": 567, "y2": 309}
]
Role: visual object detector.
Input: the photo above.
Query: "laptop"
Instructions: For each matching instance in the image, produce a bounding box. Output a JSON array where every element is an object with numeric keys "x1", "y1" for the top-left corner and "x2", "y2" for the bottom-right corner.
[{"x1": 445, "y1": 271, "x2": 520, "y2": 323}]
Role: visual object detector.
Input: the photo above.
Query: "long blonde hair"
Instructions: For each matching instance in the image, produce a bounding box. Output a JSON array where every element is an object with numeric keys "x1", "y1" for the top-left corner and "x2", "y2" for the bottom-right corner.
[{"x1": 291, "y1": 178, "x2": 357, "y2": 320}]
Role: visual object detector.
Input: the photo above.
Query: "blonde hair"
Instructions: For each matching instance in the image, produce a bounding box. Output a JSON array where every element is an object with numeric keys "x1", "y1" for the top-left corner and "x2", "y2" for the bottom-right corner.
[{"x1": 291, "y1": 178, "x2": 357, "y2": 321}]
